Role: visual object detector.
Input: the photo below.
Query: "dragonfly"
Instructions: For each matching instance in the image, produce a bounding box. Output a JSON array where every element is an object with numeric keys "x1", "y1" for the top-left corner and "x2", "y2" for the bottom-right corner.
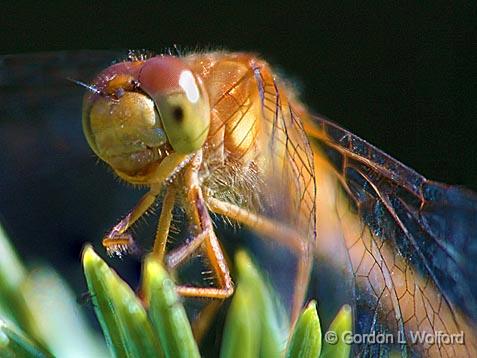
[{"x1": 1, "y1": 50, "x2": 476, "y2": 357}]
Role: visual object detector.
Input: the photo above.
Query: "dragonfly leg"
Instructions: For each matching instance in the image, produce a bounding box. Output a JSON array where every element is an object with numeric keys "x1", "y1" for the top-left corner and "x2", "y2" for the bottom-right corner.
[
  {"x1": 102, "y1": 184, "x2": 162, "y2": 255},
  {"x1": 163, "y1": 208, "x2": 234, "y2": 299},
  {"x1": 206, "y1": 196, "x2": 312, "y2": 323},
  {"x1": 165, "y1": 150, "x2": 234, "y2": 299},
  {"x1": 151, "y1": 186, "x2": 176, "y2": 261},
  {"x1": 166, "y1": 230, "x2": 208, "y2": 269},
  {"x1": 163, "y1": 225, "x2": 233, "y2": 342},
  {"x1": 172, "y1": 228, "x2": 234, "y2": 299}
]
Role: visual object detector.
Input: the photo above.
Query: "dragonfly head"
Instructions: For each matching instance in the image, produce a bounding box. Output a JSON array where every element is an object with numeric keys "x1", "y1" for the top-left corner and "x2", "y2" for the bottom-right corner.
[{"x1": 82, "y1": 56, "x2": 210, "y2": 182}]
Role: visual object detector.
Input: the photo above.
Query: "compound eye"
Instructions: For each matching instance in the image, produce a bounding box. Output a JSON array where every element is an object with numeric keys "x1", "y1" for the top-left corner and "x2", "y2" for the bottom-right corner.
[
  {"x1": 156, "y1": 83, "x2": 209, "y2": 153},
  {"x1": 139, "y1": 58, "x2": 210, "y2": 154}
]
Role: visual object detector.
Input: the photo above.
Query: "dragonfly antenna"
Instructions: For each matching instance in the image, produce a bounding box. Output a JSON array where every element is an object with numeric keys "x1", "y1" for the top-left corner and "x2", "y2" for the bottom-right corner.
[{"x1": 66, "y1": 77, "x2": 101, "y2": 95}]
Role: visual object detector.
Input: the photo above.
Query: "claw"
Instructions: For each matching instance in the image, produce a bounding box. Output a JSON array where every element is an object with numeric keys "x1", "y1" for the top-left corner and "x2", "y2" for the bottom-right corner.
[{"x1": 102, "y1": 232, "x2": 136, "y2": 258}]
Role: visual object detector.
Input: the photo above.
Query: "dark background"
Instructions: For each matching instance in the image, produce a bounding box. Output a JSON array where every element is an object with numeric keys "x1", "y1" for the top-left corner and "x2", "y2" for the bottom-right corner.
[{"x1": 0, "y1": 0, "x2": 476, "y2": 335}]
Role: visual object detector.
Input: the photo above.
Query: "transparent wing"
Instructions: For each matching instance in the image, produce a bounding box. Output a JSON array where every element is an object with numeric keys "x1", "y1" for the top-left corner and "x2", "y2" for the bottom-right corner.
[
  {"x1": 201, "y1": 56, "x2": 316, "y2": 244},
  {"x1": 252, "y1": 64, "x2": 316, "y2": 243},
  {"x1": 304, "y1": 114, "x2": 477, "y2": 356},
  {"x1": 197, "y1": 55, "x2": 316, "y2": 310}
]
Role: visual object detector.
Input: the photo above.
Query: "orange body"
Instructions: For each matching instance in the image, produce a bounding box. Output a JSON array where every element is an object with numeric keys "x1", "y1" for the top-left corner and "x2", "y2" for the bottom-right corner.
[
  {"x1": 183, "y1": 52, "x2": 315, "y2": 241},
  {"x1": 185, "y1": 52, "x2": 476, "y2": 356}
]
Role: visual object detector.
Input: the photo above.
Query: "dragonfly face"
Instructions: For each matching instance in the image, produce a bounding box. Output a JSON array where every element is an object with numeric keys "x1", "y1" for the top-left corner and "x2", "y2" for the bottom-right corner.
[
  {"x1": 1, "y1": 50, "x2": 476, "y2": 357},
  {"x1": 82, "y1": 56, "x2": 210, "y2": 181}
]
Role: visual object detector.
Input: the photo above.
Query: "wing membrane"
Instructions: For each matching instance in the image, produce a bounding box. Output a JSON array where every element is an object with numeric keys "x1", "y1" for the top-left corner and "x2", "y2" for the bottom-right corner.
[
  {"x1": 253, "y1": 65, "x2": 316, "y2": 242},
  {"x1": 304, "y1": 114, "x2": 477, "y2": 356},
  {"x1": 198, "y1": 54, "x2": 317, "y2": 245},
  {"x1": 196, "y1": 55, "x2": 317, "y2": 310}
]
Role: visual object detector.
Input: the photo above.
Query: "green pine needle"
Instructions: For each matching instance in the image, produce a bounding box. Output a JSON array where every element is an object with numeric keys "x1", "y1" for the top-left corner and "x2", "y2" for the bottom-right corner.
[
  {"x1": 0, "y1": 223, "x2": 351, "y2": 358},
  {"x1": 320, "y1": 304, "x2": 352, "y2": 358},
  {"x1": 83, "y1": 245, "x2": 162, "y2": 357},
  {"x1": 287, "y1": 300, "x2": 322, "y2": 358},
  {"x1": 0, "y1": 318, "x2": 52, "y2": 358},
  {"x1": 143, "y1": 255, "x2": 200, "y2": 358}
]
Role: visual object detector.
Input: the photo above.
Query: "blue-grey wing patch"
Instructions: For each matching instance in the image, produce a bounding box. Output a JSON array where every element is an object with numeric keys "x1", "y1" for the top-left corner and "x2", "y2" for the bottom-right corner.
[{"x1": 306, "y1": 114, "x2": 477, "y2": 357}]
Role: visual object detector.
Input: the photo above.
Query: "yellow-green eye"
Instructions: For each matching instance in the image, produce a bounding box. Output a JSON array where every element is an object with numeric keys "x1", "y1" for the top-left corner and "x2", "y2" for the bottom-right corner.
[{"x1": 155, "y1": 73, "x2": 210, "y2": 154}]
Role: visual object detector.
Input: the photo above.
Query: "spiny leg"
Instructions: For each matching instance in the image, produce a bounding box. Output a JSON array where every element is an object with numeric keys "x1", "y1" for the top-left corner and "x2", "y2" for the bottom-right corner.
[
  {"x1": 206, "y1": 196, "x2": 313, "y2": 323},
  {"x1": 102, "y1": 152, "x2": 190, "y2": 254},
  {"x1": 164, "y1": 186, "x2": 234, "y2": 298},
  {"x1": 138, "y1": 186, "x2": 177, "y2": 309},
  {"x1": 152, "y1": 186, "x2": 176, "y2": 261},
  {"x1": 171, "y1": 228, "x2": 234, "y2": 299},
  {"x1": 103, "y1": 152, "x2": 189, "y2": 251},
  {"x1": 102, "y1": 184, "x2": 162, "y2": 254},
  {"x1": 207, "y1": 197, "x2": 304, "y2": 253},
  {"x1": 139, "y1": 151, "x2": 233, "y2": 340},
  {"x1": 165, "y1": 150, "x2": 234, "y2": 299},
  {"x1": 166, "y1": 222, "x2": 233, "y2": 341},
  {"x1": 162, "y1": 224, "x2": 233, "y2": 342},
  {"x1": 166, "y1": 230, "x2": 209, "y2": 269}
]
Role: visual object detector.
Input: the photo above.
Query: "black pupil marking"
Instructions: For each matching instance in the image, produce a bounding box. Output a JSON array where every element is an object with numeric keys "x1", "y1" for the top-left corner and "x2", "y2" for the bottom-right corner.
[{"x1": 172, "y1": 106, "x2": 184, "y2": 122}]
